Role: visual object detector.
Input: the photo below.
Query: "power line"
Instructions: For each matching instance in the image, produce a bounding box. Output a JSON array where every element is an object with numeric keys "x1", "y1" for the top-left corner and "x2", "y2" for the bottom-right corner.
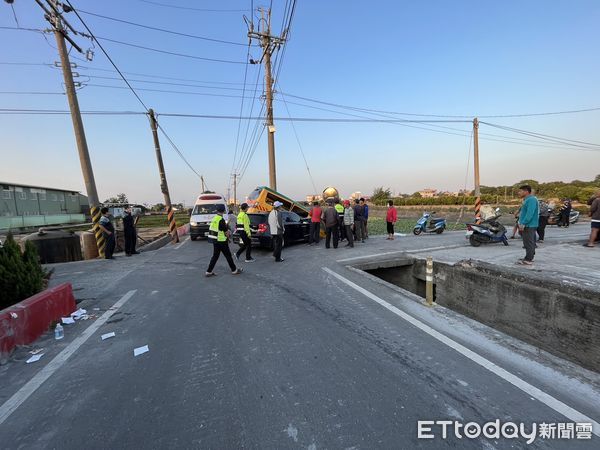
[
  {"x1": 83, "y1": 83, "x2": 261, "y2": 100},
  {"x1": 77, "y1": 9, "x2": 248, "y2": 46},
  {"x1": 480, "y1": 122, "x2": 600, "y2": 148},
  {"x1": 0, "y1": 91, "x2": 63, "y2": 95},
  {"x1": 84, "y1": 74, "x2": 259, "y2": 92},
  {"x1": 94, "y1": 35, "x2": 247, "y2": 64},
  {"x1": 138, "y1": 0, "x2": 246, "y2": 13},
  {"x1": 230, "y1": 41, "x2": 253, "y2": 179},
  {"x1": 64, "y1": 0, "x2": 202, "y2": 179}
]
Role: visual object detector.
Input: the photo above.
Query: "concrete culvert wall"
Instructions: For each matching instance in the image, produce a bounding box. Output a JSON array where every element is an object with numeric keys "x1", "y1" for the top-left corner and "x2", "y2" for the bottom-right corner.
[{"x1": 366, "y1": 259, "x2": 600, "y2": 373}]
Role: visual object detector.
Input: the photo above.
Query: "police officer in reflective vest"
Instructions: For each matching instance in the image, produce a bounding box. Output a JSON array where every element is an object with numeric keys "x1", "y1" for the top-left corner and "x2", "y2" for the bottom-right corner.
[
  {"x1": 205, "y1": 204, "x2": 243, "y2": 277},
  {"x1": 235, "y1": 203, "x2": 255, "y2": 263},
  {"x1": 334, "y1": 198, "x2": 346, "y2": 241}
]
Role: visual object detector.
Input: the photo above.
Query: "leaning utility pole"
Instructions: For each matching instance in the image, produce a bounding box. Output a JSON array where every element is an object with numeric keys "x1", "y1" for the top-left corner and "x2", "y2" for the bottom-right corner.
[
  {"x1": 473, "y1": 118, "x2": 481, "y2": 223},
  {"x1": 31, "y1": 0, "x2": 104, "y2": 255},
  {"x1": 148, "y1": 109, "x2": 179, "y2": 243},
  {"x1": 248, "y1": 7, "x2": 286, "y2": 191}
]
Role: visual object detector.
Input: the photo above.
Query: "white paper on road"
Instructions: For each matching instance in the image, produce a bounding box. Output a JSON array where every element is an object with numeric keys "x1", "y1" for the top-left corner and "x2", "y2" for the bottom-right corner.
[
  {"x1": 101, "y1": 332, "x2": 116, "y2": 340},
  {"x1": 71, "y1": 308, "x2": 87, "y2": 319},
  {"x1": 25, "y1": 354, "x2": 44, "y2": 364},
  {"x1": 61, "y1": 317, "x2": 75, "y2": 324},
  {"x1": 394, "y1": 233, "x2": 408, "y2": 237},
  {"x1": 133, "y1": 345, "x2": 149, "y2": 356},
  {"x1": 28, "y1": 349, "x2": 43, "y2": 355}
]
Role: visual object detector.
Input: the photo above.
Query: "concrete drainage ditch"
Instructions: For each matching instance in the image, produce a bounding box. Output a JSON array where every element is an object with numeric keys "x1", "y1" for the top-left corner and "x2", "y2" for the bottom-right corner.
[{"x1": 352, "y1": 256, "x2": 600, "y2": 373}]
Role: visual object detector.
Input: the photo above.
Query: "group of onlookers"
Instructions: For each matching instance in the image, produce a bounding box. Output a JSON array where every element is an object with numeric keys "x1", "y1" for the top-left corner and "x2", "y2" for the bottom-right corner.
[{"x1": 308, "y1": 197, "x2": 372, "y2": 249}]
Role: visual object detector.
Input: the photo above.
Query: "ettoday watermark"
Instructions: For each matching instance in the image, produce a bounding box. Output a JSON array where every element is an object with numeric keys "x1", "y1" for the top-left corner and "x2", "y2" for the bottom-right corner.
[{"x1": 417, "y1": 420, "x2": 593, "y2": 444}]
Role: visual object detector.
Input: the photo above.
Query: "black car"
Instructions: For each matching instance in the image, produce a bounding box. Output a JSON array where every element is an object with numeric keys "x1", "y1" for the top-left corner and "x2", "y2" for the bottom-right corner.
[{"x1": 233, "y1": 212, "x2": 310, "y2": 249}]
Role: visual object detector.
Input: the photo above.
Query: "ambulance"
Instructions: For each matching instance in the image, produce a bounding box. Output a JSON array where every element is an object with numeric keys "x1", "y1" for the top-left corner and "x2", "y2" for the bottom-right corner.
[{"x1": 189, "y1": 193, "x2": 228, "y2": 240}]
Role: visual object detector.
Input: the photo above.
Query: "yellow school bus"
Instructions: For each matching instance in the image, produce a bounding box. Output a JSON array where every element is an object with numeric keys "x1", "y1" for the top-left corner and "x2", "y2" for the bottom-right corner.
[{"x1": 246, "y1": 186, "x2": 310, "y2": 217}]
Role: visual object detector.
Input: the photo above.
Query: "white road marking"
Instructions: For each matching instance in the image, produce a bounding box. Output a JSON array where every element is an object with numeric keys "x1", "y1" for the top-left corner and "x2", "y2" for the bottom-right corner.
[
  {"x1": 174, "y1": 237, "x2": 189, "y2": 250},
  {"x1": 322, "y1": 267, "x2": 600, "y2": 436},
  {"x1": 0, "y1": 290, "x2": 137, "y2": 426},
  {"x1": 335, "y1": 244, "x2": 464, "y2": 263}
]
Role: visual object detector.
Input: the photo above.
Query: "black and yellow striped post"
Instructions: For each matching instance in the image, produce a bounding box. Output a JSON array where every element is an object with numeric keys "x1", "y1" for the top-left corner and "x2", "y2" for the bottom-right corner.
[
  {"x1": 90, "y1": 205, "x2": 105, "y2": 257},
  {"x1": 166, "y1": 205, "x2": 179, "y2": 243},
  {"x1": 473, "y1": 118, "x2": 481, "y2": 224}
]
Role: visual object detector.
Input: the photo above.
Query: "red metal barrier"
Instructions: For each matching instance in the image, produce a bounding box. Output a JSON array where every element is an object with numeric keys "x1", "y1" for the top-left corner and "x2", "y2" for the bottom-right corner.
[{"x1": 0, "y1": 283, "x2": 76, "y2": 359}]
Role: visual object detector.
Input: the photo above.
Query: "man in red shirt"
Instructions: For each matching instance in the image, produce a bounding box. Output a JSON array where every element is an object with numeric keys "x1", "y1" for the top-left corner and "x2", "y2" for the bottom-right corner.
[{"x1": 308, "y1": 201, "x2": 322, "y2": 245}]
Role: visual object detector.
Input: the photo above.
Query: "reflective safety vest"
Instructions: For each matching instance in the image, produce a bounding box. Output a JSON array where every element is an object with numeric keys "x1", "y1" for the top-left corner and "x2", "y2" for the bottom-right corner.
[
  {"x1": 236, "y1": 211, "x2": 251, "y2": 234},
  {"x1": 208, "y1": 215, "x2": 227, "y2": 242},
  {"x1": 334, "y1": 204, "x2": 344, "y2": 214}
]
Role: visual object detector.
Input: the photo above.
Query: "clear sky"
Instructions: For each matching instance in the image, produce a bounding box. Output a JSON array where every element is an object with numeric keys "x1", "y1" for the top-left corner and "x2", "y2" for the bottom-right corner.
[{"x1": 1, "y1": 0, "x2": 600, "y2": 205}]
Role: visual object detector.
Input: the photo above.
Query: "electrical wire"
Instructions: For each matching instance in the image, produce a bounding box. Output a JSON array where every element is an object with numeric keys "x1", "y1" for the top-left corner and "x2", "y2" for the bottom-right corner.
[
  {"x1": 84, "y1": 74, "x2": 260, "y2": 92},
  {"x1": 230, "y1": 41, "x2": 253, "y2": 182},
  {"x1": 480, "y1": 122, "x2": 600, "y2": 148},
  {"x1": 77, "y1": 9, "x2": 248, "y2": 46},
  {"x1": 83, "y1": 83, "x2": 261, "y2": 100},
  {"x1": 94, "y1": 35, "x2": 247, "y2": 64},
  {"x1": 64, "y1": 0, "x2": 203, "y2": 179},
  {"x1": 138, "y1": 0, "x2": 246, "y2": 13},
  {"x1": 277, "y1": 82, "x2": 318, "y2": 195}
]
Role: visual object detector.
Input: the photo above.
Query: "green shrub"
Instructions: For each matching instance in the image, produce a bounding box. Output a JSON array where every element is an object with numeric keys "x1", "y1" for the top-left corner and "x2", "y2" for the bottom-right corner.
[{"x1": 0, "y1": 233, "x2": 46, "y2": 310}]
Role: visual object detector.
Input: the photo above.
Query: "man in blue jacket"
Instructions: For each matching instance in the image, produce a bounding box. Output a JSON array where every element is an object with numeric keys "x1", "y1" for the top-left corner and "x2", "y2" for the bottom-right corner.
[{"x1": 517, "y1": 185, "x2": 539, "y2": 266}]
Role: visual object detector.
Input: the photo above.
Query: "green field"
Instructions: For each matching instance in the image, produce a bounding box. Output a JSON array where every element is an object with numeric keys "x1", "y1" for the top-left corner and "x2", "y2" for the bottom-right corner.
[
  {"x1": 366, "y1": 217, "x2": 466, "y2": 235},
  {"x1": 136, "y1": 213, "x2": 190, "y2": 228}
]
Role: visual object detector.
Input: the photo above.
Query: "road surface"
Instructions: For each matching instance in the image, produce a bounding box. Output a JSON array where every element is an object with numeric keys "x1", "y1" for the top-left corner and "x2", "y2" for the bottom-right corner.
[{"x1": 0, "y1": 224, "x2": 598, "y2": 449}]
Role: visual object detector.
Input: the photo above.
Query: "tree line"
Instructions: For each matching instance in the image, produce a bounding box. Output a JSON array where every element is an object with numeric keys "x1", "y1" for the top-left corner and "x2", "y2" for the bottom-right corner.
[{"x1": 371, "y1": 175, "x2": 600, "y2": 206}]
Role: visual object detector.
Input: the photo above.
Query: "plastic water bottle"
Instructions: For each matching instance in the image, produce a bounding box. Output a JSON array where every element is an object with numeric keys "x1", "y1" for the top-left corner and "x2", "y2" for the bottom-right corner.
[{"x1": 54, "y1": 323, "x2": 64, "y2": 340}]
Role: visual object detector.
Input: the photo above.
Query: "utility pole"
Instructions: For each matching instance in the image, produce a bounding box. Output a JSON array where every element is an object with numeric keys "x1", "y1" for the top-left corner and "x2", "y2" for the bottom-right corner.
[
  {"x1": 473, "y1": 118, "x2": 481, "y2": 223},
  {"x1": 201, "y1": 176, "x2": 206, "y2": 193},
  {"x1": 248, "y1": 7, "x2": 286, "y2": 191},
  {"x1": 232, "y1": 173, "x2": 239, "y2": 207},
  {"x1": 30, "y1": 0, "x2": 104, "y2": 255},
  {"x1": 148, "y1": 109, "x2": 179, "y2": 243}
]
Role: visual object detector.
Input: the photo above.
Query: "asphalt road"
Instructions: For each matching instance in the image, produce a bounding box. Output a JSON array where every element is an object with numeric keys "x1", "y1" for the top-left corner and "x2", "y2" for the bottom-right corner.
[{"x1": 0, "y1": 225, "x2": 598, "y2": 449}]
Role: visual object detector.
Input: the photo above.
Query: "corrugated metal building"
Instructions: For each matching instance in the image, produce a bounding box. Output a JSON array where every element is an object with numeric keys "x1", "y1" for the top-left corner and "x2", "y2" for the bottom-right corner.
[{"x1": 0, "y1": 182, "x2": 89, "y2": 230}]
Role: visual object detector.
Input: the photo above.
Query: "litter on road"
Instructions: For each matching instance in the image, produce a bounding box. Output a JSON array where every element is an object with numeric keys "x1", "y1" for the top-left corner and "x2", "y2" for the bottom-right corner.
[
  {"x1": 28, "y1": 349, "x2": 43, "y2": 355},
  {"x1": 25, "y1": 354, "x2": 44, "y2": 364},
  {"x1": 101, "y1": 332, "x2": 116, "y2": 341},
  {"x1": 133, "y1": 345, "x2": 149, "y2": 356},
  {"x1": 71, "y1": 308, "x2": 87, "y2": 320},
  {"x1": 61, "y1": 317, "x2": 75, "y2": 324}
]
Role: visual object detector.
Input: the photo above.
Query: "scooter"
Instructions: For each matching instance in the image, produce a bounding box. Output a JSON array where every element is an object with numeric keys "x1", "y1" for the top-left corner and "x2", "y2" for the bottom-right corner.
[
  {"x1": 547, "y1": 209, "x2": 580, "y2": 226},
  {"x1": 413, "y1": 212, "x2": 446, "y2": 235},
  {"x1": 466, "y1": 208, "x2": 509, "y2": 247}
]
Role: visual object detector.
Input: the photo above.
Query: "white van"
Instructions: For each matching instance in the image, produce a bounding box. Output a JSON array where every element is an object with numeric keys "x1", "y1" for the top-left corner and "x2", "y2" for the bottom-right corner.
[{"x1": 189, "y1": 193, "x2": 228, "y2": 240}]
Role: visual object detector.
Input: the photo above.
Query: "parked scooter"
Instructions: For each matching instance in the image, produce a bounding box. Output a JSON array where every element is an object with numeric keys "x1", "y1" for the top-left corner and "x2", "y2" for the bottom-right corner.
[
  {"x1": 413, "y1": 212, "x2": 446, "y2": 235},
  {"x1": 547, "y1": 209, "x2": 580, "y2": 226},
  {"x1": 466, "y1": 208, "x2": 509, "y2": 247}
]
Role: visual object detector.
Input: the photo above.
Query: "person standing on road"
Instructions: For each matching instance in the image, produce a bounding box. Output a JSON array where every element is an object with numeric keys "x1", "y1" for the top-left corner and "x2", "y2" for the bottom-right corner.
[
  {"x1": 354, "y1": 199, "x2": 365, "y2": 243},
  {"x1": 386, "y1": 200, "x2": 398, "y2": 240},
  {"x1": 335, "y1": 198, "x2": 346, "y2": 242},
  {"x1": 122, "y1": 206, "x2": 139, "y2": 257},
  {"x1": 205, "y1": 204, "x2": 243, "y2": 277},
  {"x1": 584, "y1": 191, "x2": 600, "y2": 248},
  {"x1": 308, "y1": 201, "x2": 322, "y2": 245},
  {"x1": 322, "y1": 201, "x2": 339, "y2": 249},
  {"x1": 516, "y1": 185, "x2": 539, "y2": 266},
  {"x1": 235, "y1": 203, "x2": 255, "y2": 263},
  {"x1": 510, "y1": 206, "x2": 521, "y2": 239},
  {"x1": 268, "y1": 201, "x2": 285, "y2": 262},
  {"x1": 559, "y1": 199, "x2": 572, "y2": 227},
  {"x1": 537, "y1": 199, "x2": 550, "y2": 243},
  {"x1": 343, "y1": 200, "x2": 354, "y2": 248},
  {"x1": 362, "y1": 199, "x2": 369, "y2": 239},
  {"x1": 98, "y1": 207, "x2": 116, "y2": 260}
]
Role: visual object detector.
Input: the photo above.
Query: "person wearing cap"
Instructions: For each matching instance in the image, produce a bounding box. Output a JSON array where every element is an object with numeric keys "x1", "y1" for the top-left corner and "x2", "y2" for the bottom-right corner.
[
  {"x1": 205, "y1": 204, "x2": 243, "y2": 276},
  {"x1": 268, "y1": 201, "x2": 285, "y2": 262},
  {"x1": 235, "y1": 203, "x2": 255, "y2": 262},
  {"x1": 343, "y1": 200, "x2": 354, "y2": 248}
]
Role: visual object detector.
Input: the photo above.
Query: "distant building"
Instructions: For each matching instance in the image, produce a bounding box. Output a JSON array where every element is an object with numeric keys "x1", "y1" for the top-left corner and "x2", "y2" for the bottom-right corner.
[
  {"x1": 349, "y1": 191, "x2": 362, "y2": 200},
  {"x1": 418, "y1": 188, "x2": 438, "y2": 198},
  {"x1": 0, "y1": 182, "x2": 88, "y2": 230}
]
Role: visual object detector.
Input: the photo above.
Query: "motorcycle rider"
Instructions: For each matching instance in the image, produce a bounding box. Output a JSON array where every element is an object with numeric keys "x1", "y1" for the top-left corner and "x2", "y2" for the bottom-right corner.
[{"x1": 559, "y1": 198, "x2": 572, "y2": 227}]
